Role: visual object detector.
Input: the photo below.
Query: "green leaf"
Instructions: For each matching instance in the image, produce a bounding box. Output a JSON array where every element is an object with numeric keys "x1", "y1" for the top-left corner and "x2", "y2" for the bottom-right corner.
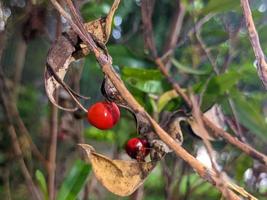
[
  {"x1": 201, "y1": 0, "x2": 240, "y2": 14},
  {"x1": 84, "y1": 126, "x2": 115, "y2": 142},
  {"x1": 200, "y1": 70, "x2": 240, "y2": 110},
  {"x1": 179, "y1": 174, "x2": 219, "y2": 197},
  {"x1": 35, "y1": 170, "x2": 48, "y2": 200},
  {"x1": 125, "y1": 78, "x2": 163, "y2": 94},
  {"x1": 109, "y1": 45, "x2": 150, "y2": 68},
  {"x1": 81, "y1": 2, "x2": 108, "y2": 21},
  {"x1": 235, "y1": 155, "x2": 252, "y2": 182},
  {"x1": 122, "y1": 67, "x2": 163, "y2": 80},
  {"x1": 57, "y1": 160, "x2": 91, "y2": 200},
  {"x1": 171, "y1": 59, "x2": 210, "y2": 75},
  {"x1": 231, "y1": 94, "x2": 267, "y2": 141}
]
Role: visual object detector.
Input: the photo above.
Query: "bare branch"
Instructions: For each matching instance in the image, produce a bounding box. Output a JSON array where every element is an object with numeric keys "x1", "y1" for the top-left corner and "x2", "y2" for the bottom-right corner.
[
  {"x1": 140, "y1": 0, "x2": 157, "y2": 58},
  {"x1": 162, "y1": 2, "x2": 186, "y2": 71},
  {"x1": 47, "y1": 99, "x2": 58, "y2": 200},
  {"x1": 241, "y1": 0, "x2": 267, "y2": 88},
  {"x1": 47, "y1": 10, "x2": 61, "y2": 199},
  {"x1": 0, "y1": 68, "x2": 42, "y2": 200}
]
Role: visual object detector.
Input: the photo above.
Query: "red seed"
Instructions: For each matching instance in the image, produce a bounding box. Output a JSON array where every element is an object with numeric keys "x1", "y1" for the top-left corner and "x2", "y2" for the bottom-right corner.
[
  {"x1": 125, "y1": 137, "x2": 149, "y2": 160},
  {"x1": 87, "y1": 101, "x2": 120, "y2": 130}
]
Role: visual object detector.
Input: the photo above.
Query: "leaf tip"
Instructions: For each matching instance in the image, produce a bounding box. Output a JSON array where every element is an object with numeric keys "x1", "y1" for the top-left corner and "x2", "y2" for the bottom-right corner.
[{"x1": 77, "y1": 143, "x2": 95, "y2": 155}]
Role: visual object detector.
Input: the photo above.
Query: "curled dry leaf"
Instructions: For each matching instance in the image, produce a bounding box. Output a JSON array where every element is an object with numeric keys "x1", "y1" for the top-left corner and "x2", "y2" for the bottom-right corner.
[
  {"x1": 162, "y1": 110, "x2": 186, "y2": 145},
  {"x1": 204, "y1": 104, "x2": 225, "y2": 130},
  {"x1": 45, "y1": 30, "x2": 83, "y2": 111},
  {"x1": 44, "y1": 0, "x2": 121, "y2": 111},
  {"x1": 187, "y1": 117, "x2": 215, "y2": 141},
  {"x1": 78, "y1": 144, "x2": 156, "y2": 196},
  {"x1": 188, "y1": 104, "x2": 226, "y2": 141}
]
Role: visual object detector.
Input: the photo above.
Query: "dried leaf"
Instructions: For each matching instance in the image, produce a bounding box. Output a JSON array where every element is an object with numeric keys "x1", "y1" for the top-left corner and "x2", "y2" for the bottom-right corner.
[
  {"x1": 204, "y1": 104, "x2": 225, "y2": 130},
  {"x1": 45, "y1": 30, "x2": 80, "y2": 111},
  {"x1": 78, "y1": 144, "x2": 156, "y2": 196},
  {"x1": 163, "y1": 110, "x2": 186, "y2": 145},
  {"x1": 187, "y1": 117, "x2": 214, "y2": 140},
  {"x1": 45, "y1": 0, "x2": 121, "y2": 111}
]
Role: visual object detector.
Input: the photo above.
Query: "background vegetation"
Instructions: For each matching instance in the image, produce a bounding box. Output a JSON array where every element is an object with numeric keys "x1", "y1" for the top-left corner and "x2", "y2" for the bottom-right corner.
[{"x1": 0, "y1": 0, "x2": 267, "y2": 199}]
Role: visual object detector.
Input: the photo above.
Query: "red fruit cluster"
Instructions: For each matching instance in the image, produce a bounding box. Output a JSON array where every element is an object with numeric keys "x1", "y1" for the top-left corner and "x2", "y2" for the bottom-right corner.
[
  {"x1": 125, "y1": 137, "x2": 149, "y2": 160},
  {"x1": 87, "y1": 101, "x2": 120, "y2": 130}
]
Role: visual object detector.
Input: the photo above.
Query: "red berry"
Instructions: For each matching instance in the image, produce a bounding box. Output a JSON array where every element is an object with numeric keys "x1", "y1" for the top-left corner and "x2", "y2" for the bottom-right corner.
[
  {"x1": 125, "y1": 137, "x2": 149, "y2": 160},
  {"x1": 87, "y1": 101, "x2": 120, "y2": 130}
]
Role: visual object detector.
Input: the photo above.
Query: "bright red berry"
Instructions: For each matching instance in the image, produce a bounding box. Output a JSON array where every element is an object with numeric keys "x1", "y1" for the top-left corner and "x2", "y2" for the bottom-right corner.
[
  {"x1": 125, "y1": 137, "x2": 149, "y2": 160},
  {"x1": 87, "y1": 101, "x2": 120, "y2": 130}
]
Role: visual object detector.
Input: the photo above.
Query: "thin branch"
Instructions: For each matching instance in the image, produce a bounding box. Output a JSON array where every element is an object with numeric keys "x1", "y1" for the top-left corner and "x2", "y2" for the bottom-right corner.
[
  {"x1": 190, "y1": 94, "x2": 233, "y2": 200},
  {"x1": 193, "y1": 14, "x2": 248, "y2": 144},
  {"x1": 241, "y1": 0, "x2": 267, "y2": 88},
  {"x1": 12, "y1": 36, "x2": 27, "y2": 101},
  {"x1": 13, "y1": 104, "x2": 48, "y2": 168},
  {"x1": 155, "y1": 58, "x2": 192, "y2": 108},
  {"x1": 196, "y1": 31, "x2": 219, "y2": 74},
  {"x1": 7, "y1": 125, "x2": 42, "y2": 200},
  {"x1": 140, "y1": 0, "x2": 157, "y2": 58},
  {"x1": 160, "y1": 13, "x2": 216, "y2": 61},
  {"x1": 162, "y1": 2, "x2": 186, "y2": 71},
  {"x1": 228, "y1": 98, "x2": 246, "y2": 142},
  {"x1": 47, "y1": 9, "x2": 61, "y2": 200},
  {"x1": 192, "y1": 11, "x2": 219, "y2": 75},
  {"x1": 0, "y1": 69, "x2": 42, "y2": 200},
  {"x1": 0, "y1": 29, "x2": 47, "y2": 168},
  {"x1": 47, "y1": 98, "x2": 58, "y2": 200}
]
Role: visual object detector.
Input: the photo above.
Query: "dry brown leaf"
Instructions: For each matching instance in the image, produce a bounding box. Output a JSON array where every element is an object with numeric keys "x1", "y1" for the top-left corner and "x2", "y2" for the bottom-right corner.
[
  {"x1": 188, "y1": 104, "x2": 225, "y2": 141},
  {"x1": 163, "y1": 110, "x2": 186, "y2": 145},
  {"x1": 45, "y1": 30, "x2": 78, "y2": 111},
  {"x1": 204, "y1": 104, "x2": 225, "y2": 130},
  {"x1": 187, "y1": 117, "x2": 215, "y2": 141},
  {"x1": 78, "y1": 144, "x2": 156, "y2": 197},
  {"x1": 44, "y1": 0, "x2": 121, "y2": 111}
]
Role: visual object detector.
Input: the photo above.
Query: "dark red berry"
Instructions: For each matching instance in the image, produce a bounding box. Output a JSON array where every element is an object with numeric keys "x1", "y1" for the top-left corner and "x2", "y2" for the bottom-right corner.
[
  {"x1": 87, "y1": 101, "x2": 120, "y2": 130},
  {"x1": 125, "y1": 137, "x2": 149, "y2": 160}
]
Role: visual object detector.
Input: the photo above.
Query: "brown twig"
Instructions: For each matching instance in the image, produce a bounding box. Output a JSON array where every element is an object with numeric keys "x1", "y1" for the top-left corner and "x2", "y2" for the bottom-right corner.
[
  {"x1": 241, "y1": 0, "x2": 267, "y2": 88},
  {"x1": 0, "y1": 29, "x2": 47, "y2": 169},
  {"x1": 140, "y1": 0, "x2": 157, "y2": 58},
  {"x1": 193, "y1": 14, "x2": 248, "y2": 144},
  {"x1": 162, "y1": 2, "x2": 186, "y2": 71},
  {"x1": 47, "y1": 98, "x2": 58, "y2": 200},
  {"x1": 155, "y1": 58, "x2": 192, "y2": 108},
  {"x1": 7, "y1": 125, "x2": 42, "y2": 200},
  {"x1": 13, "y1": 103, "x2": 48, "y2": 168},
  {"x1": 196, "y1": 29, "x2": 219, "y2": 74},
  {"x1": 12, "y1": 36, "x2": 27, "y2": 101},
  {"x1": 190, "y1": 94, "x2": 233, "y2": 199},
  {"x1": 0, "y1": 69, "x2": 42, "y2": 200},
  {"x1": 47, "y1": 9, "x2": 61, "y2": 200},
  {"x1": 160, "y1": 13, "x2": 216, "y2": 61},
  {"x1": 0, "y1": 31, "x2": 44, "y2": 200},
  {"x1": 228, "y1": 98, "x2": 246, "y2": 142}
]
